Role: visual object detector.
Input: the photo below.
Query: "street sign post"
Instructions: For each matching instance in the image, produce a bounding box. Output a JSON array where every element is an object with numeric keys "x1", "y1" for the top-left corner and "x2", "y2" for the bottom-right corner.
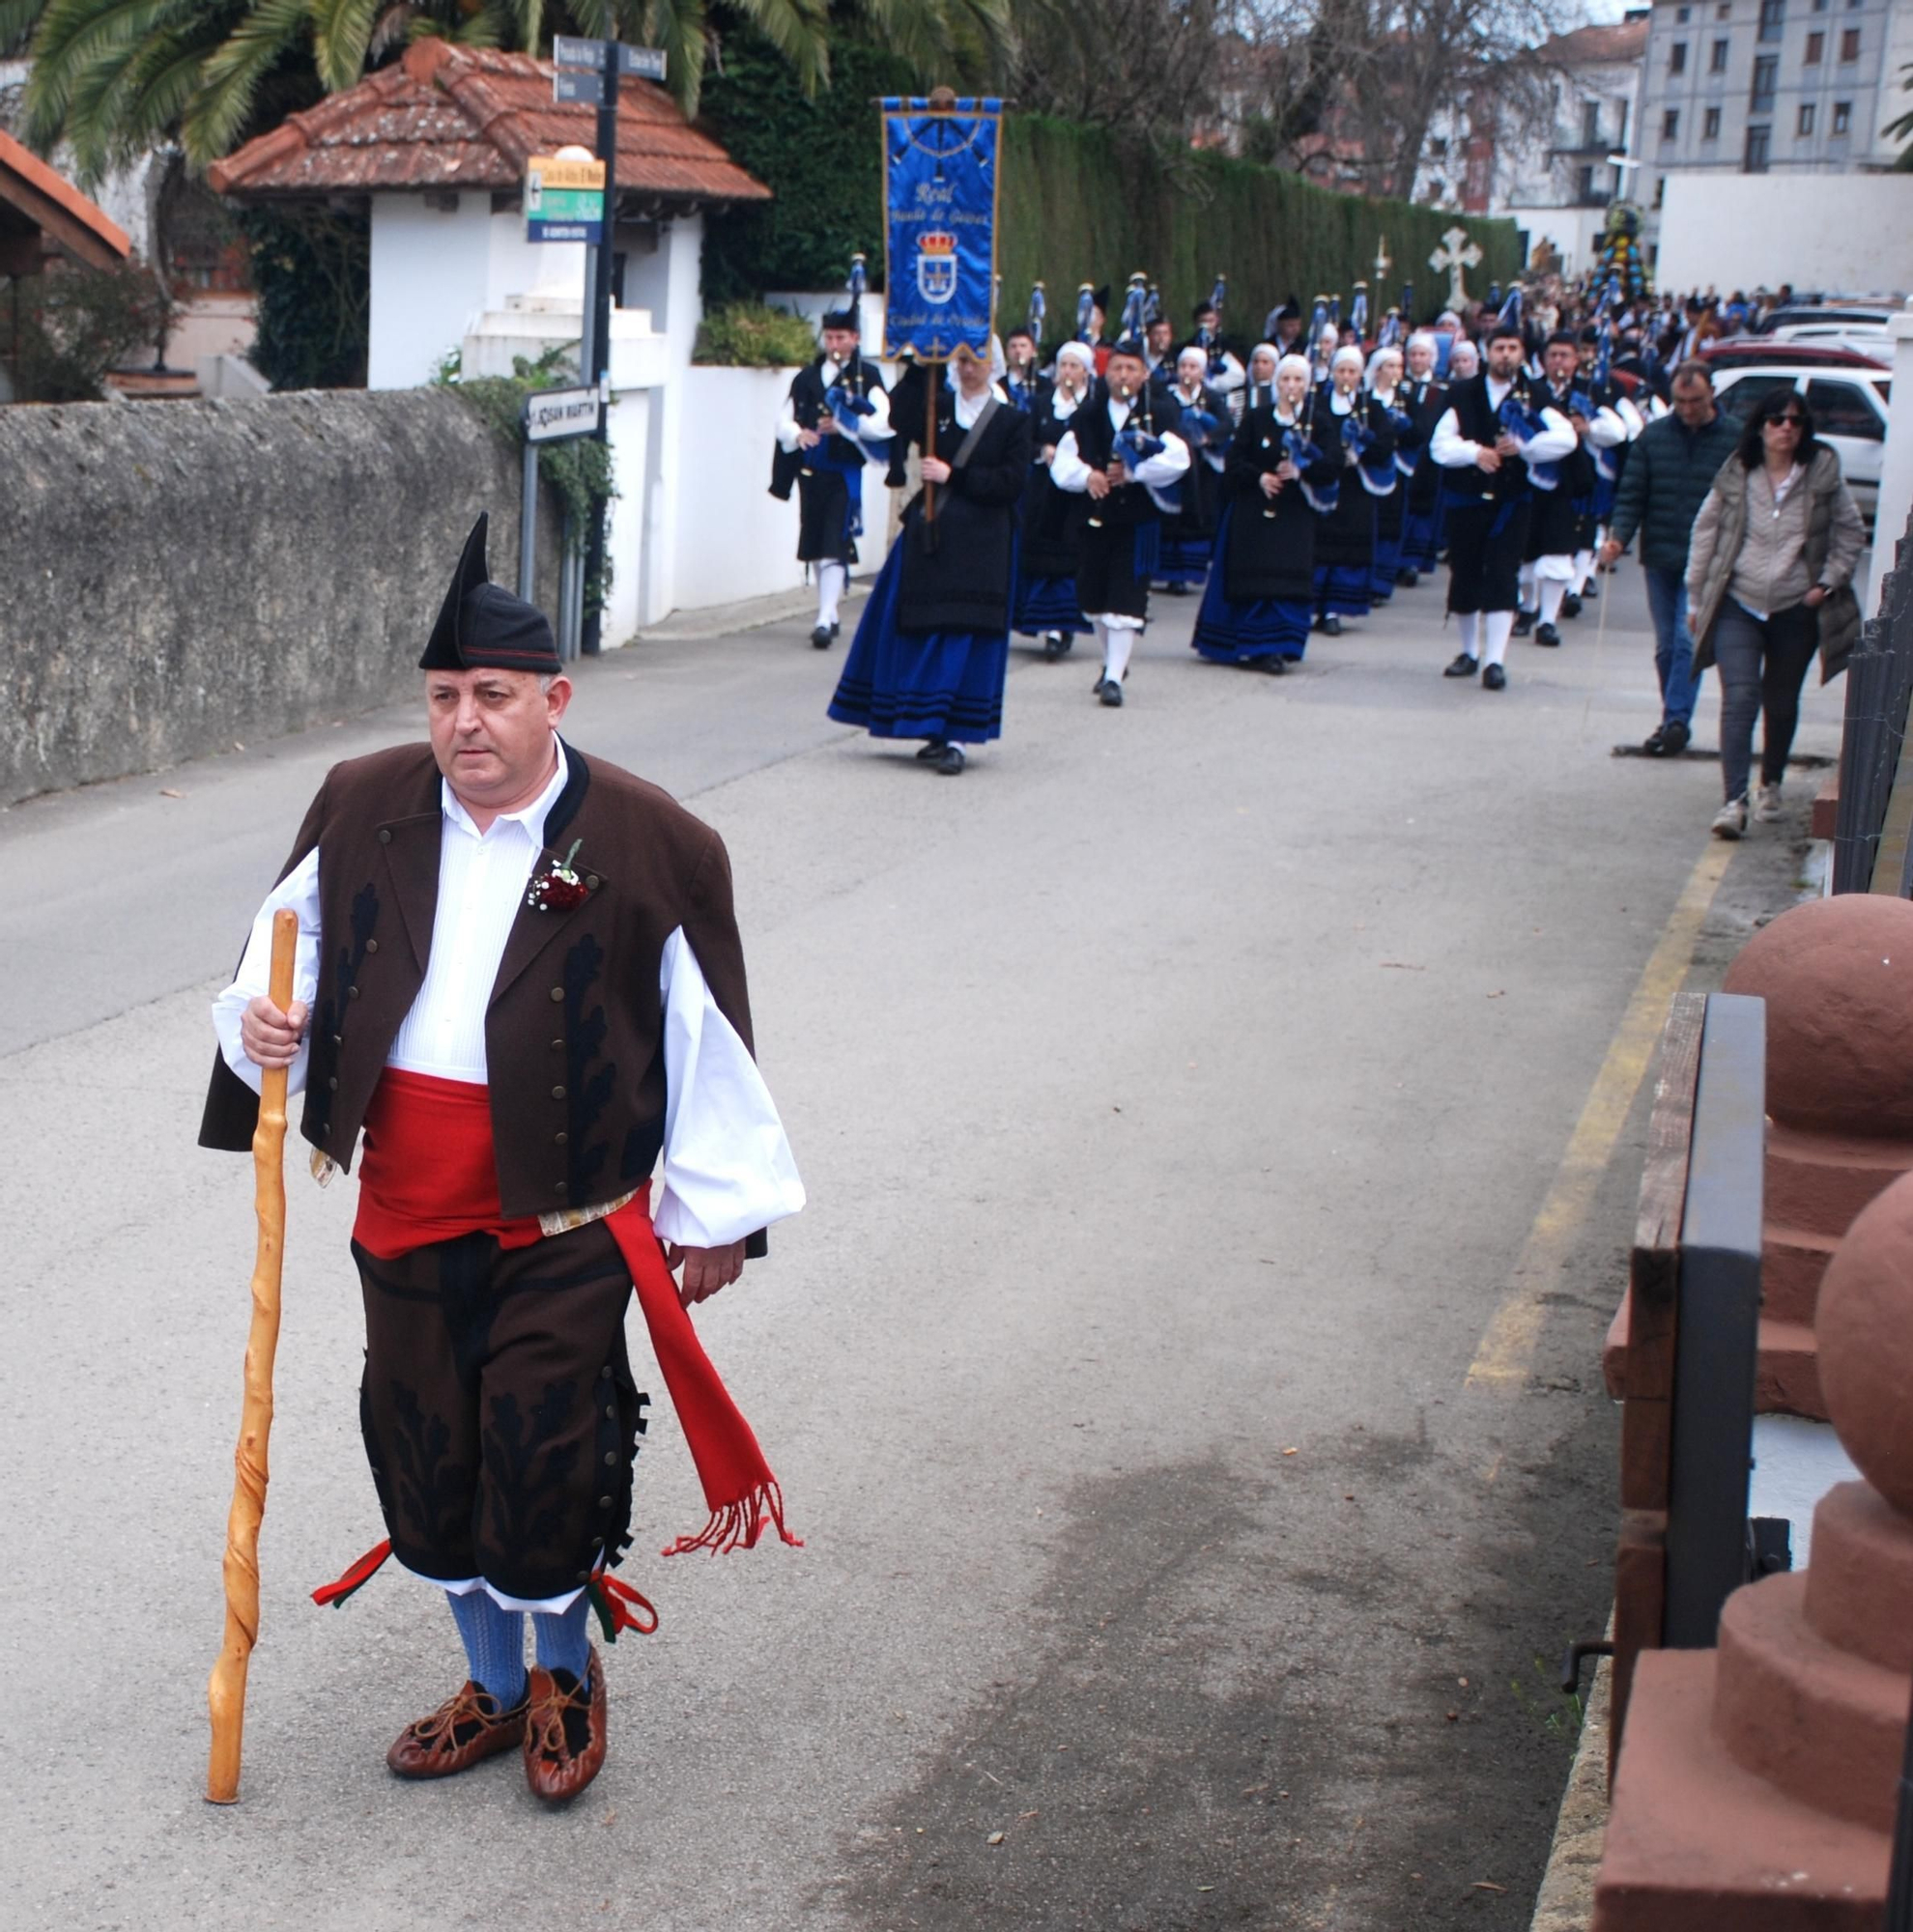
[
  {"x1": 525, "y1": 155, "x2": 605, "y2": 243},
  {"x1": 554, "y1": 70, "x2": 606, "y2": 106},
  {"x1": 555, "y1": 36, "x2": 666, "y2": 79},
  {"x1": 518, "y1": 385, "x2": 606, "y2": 656}
]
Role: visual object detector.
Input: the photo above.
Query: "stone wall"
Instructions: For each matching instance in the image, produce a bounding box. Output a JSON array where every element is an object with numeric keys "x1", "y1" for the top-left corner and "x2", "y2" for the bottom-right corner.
[{"x1": 0, "y1": 387, "x2": 558, "y2": 807}]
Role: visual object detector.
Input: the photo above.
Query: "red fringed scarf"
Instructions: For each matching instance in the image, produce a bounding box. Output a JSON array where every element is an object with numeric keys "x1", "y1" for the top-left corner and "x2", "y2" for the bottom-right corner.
[{"x1": 352, "y1": 1068, "x2": 800, "y2": 1562}]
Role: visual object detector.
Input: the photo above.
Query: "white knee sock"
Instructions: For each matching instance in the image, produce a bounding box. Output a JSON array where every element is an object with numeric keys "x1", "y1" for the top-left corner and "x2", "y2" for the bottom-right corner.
[
  {"x1": 1517, "y1": 563, "x2": 1537, "y2": 612},
  {"x1": 1455, "y1": 611, "x2": 1479, "y2": 660},
  {"x1": 1481, "y1": 610, "x2": 1514, "y2": 668},
  {"x1": 1573, "y1": 549, "x2": 1594, "y2": 593},
  {"x1": 1101, "y1": 623, "x2": 1135, "y2": 685},
  {"x1": 815, "y1": 562, "x2": 845, "y2": 629},
  {"x1": 1538, "y1": 578, "x2": 1567, "y2": 626}
]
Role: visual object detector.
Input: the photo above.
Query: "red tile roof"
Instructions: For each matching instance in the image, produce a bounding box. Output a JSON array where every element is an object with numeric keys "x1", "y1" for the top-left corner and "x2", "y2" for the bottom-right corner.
[
  {"x1": 1540, "y1": 19, "x2": 1650, "y2": 65},
  {"x1": 208, "y1": 40, "x2": 769, "y2": 206},
  {"x1": 0, "y1": 128, "x2": 131, "y2": 269}
]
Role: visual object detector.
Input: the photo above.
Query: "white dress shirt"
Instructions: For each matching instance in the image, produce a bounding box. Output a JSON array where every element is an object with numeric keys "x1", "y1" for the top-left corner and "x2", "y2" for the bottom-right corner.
[
  {"x1": 1430, "y1": 378, "x2": 1577, "y2": 469},
  {"x1": 1048, "y1": 396, "x2": 1193, "y2": 505},
  {"x1": 211, "y1": 741, "x2": 803, "y2": 1250},
  {"x1": 776, "y1": 356, "x2": 893, "y2": 453}
]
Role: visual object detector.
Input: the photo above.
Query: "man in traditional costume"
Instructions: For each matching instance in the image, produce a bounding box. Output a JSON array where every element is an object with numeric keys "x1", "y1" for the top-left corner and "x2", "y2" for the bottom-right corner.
[
  {"x1": 1156, "y1": 346, "x2": 1228, "y2": 593},
  {"x1": 1187, "y1": 298, "x2": 1246, "y2": 404},
  {"x1": 201, "y1": 518, "x2": 804, "y2": 1800},
  {"x1": 771, "y1": 309, "x2": 892, "y2": 649},
  {"x1": 1432, "y1": 323, "x2": 1576, "y2": 691},
  {"x1": 1311, "y1": 345, "x2": 1396, "y2": 638},
  {"x1": 1193, "y1": 351, "x2": 1338, "y2": 675},
  {"x1": 1513, "y1": 331, "x2": 1623, "y2": 648},
  {"x1": 1395, "y1": 333, "x2": 1448, "y2": 585},
  {"x1": 828, "y1": 342, "x2": 1033, "y2": 775},
  {"x1": 1050, "y1": 338, "x2": 1191, "y2": 708},
  {"x1": 1014, "y1": 338, "x2": 1095, "y2": 661}
]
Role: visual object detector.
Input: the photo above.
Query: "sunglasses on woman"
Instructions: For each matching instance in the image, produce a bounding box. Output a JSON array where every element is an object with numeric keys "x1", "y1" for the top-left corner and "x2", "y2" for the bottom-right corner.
[{"x1": 1765, "y1": 412, "x2": 1806, "y2": 428}]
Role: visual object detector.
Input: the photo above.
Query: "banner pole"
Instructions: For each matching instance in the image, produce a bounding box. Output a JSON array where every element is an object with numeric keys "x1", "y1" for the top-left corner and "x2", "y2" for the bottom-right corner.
[{"x1": 924, "y1": 359, "x2": 941, "y2": 530}]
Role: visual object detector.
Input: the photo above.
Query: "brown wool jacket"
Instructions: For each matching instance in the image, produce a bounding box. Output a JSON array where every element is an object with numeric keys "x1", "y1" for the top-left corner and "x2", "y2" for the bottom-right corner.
[{"x1": 199, "y1": 740, "x2": 764, "y2": 1241}]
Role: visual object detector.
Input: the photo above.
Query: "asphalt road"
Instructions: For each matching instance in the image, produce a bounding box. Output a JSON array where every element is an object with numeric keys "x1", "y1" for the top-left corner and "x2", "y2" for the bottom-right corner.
[{"x1": 0, "y1": 564, "x2": 1840, "y2": 1930}]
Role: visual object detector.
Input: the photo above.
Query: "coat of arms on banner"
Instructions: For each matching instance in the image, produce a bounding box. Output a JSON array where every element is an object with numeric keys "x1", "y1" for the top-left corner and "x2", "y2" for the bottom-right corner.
[{"x1": 916, "y1": 230, "x2": 957, "y2": 304}]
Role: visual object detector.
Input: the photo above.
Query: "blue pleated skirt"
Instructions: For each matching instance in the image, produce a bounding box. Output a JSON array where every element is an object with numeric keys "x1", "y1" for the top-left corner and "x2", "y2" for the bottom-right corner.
[
  {"x1": 1156, "y1": 532, "x2": 1213, "y2": 585},
  {"x1": 1313, "y1": 561, "x2": 1374, "y2": 616},
  {"x1": 1400, "y1": 500, "x2": 1444, "y2": 571},
  {"x1": 1014, "y1": 572, "x2": 1090, "y2": 637},
  {"x1": 1192, "y1": 558, "x2": 1308, "y2": 664},
  {"x1": 1371, "y1": 530, "x2": 1403, "y2": 602},
  {"x1": 828, "y1": 538, "x2": 1009, "y2": 745}
]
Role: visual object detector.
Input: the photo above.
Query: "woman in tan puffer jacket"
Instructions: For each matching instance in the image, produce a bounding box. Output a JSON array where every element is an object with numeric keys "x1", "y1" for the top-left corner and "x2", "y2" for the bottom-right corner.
[{"x1": 1686, "y1": 387, "x2": 1865, "y2": 839}]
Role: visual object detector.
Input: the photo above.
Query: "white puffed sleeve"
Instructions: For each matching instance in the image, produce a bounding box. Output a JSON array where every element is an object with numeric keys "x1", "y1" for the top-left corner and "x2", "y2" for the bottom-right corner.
[
  {"x1": 211, "y1": 846, "x2": 323, "y2": 1097},
  {"x1": 654, "y1": 926, "x2": 806, "y2": 1250}
]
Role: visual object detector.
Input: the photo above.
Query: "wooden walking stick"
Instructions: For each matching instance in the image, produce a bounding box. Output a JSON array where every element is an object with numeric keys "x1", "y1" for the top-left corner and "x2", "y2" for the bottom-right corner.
[{"x1": 206, "y1": 907, "x2": 299, "y2": 1804}]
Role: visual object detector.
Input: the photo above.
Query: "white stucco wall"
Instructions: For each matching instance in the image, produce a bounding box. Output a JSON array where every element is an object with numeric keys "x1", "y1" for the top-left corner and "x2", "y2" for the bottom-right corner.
[
  {"x1": 1657, "y1": 175, "x2": 1913, "y2": 297},
  {"x1": 370, "y1": 197, "x2": 587, "y2": 390},
  {"x1": 1505, "y1": 205, "x2": 1611, "y2": 279},
  {"x1": 671, "y1": 364, "x2": 891, "y2": 612}
]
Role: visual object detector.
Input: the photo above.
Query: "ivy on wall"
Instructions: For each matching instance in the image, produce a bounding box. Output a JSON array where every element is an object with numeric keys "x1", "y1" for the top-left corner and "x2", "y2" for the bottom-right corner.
[
  {"x1": 239, "y1": 204, "x2": 369, "y2": 391},
  {"x1": 699, "y1": 35, "x2": 916, "y2": 307}
]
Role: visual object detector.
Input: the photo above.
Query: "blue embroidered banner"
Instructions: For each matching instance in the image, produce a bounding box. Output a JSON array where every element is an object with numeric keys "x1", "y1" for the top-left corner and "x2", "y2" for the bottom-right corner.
[{"x1": 880, "y1": 97, "x2": 1001, "y2": 360}]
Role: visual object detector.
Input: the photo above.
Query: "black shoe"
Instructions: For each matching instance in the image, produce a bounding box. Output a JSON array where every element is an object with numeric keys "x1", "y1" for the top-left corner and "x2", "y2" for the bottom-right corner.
[
  {"x1": 811, "y1": 624, "x2": 833, "y2": 649},
  {"x1": 1443, "y1": 653, "x2": 1479, "y2": 678},
  {"x1": 916, "y1": 740, "x2": 947, "y2": 761},
  {"x1": 1311, "y1": 611, "x2": 1328, "y2": 633},
  {"x1": 1642, "y1": 724, "x2": 1673, "y2": 757},
  {"x1": 1322, "y1": 613, "x2": 1342, "y2": 637},
  {"x1": 1396, "y1": 568, "x2": 1419, "y2": 587},
  {"x1": 1099, "y1": 677, "x2": 1125, "y2": 708},
  {"x1": 934, "y1": 744, "x2": 966, "y2": 776},
  {"x1": 1250, "y1": 654, "x2": 1289, "y2": 675},
  {"x1": 1482, "y1": 663, "x2": 1507, "y2": 691},
  {"x1": 1042, "y1": 632, "x2": 1067, "y2": 661},
  {"x1": 1560, "y1": 592, "x2": 1583, "y2": 620},
  {"x1": 1511, "y1": 610, "x2": 1536, "y2": 638},
  {"x1": 1664, "y1": 719, "x2": 1690, "y2": 753},
  {"x1": 1533, "y1": 621, "x2": 1560, "y2": 648}
]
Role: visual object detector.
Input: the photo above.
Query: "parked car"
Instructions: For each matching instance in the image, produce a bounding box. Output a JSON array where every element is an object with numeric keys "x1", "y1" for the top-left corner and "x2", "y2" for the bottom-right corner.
[
  {"x1": 1707, "y1": 362, "x2": 1889, "y2": 521},
  {"x1": 1755, "y1": 303, "x2": 1898, "y2": 336},
  {"x1": 1697, "y1": 340, "x2": 1888, "y2": 374}
]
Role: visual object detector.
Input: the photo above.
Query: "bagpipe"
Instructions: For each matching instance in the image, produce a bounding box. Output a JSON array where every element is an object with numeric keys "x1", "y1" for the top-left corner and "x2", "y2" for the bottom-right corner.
[
  {"x1": 1007, "y1": 281, "x2": 1046, "y2": 412},
  {"x1": 1252, "y1": 384, "x2": 1335, "y2": 518},
  {"x1": 1200, "y1": 274, "x2": 1229, "y2": 383},
  {"x1": 1349, "y1": 281, "x2": 1370, "y2": 344},
  {"x1": 1495, "y1": 371, "x2": 1561, "y2": 492},
  {"x1": 1337, "y1": 385, "x2": 1398, "y2": 499},
  {"x1": 1075, "y1": 281, "x2": 1097, "y2": 345}
]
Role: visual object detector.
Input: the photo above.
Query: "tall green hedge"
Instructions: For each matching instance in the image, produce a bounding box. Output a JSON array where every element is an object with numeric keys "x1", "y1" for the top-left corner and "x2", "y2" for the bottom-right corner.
[
  {"x1": 700, "y1": 37, "x2": 1522, "y2": 333},
  {"x1": 998, "y1": 117, "x2": 1522, "y2": 338}
]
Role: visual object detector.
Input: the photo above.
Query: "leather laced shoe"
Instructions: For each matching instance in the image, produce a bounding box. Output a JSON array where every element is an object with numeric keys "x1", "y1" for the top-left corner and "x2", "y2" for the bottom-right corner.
[
  {"x1": 915, "y1": 740, "x2": 946, "y2": 761},
  {"x1": 1396, "y1": 568, "x2": 1419, "y2": 587},
  {"x1": 1443, "y1": 652, "x2": 1479, "y2": 678},
  {"x1": 1482, "y1": 663, "x2": 1508, "y2": 691},
  {"x1": 524, "y1": 1649, "x2": 608, "y2": 1804},
  {"x1": 811, "y1": 624, "x2": 834, "y2": 650},
  {"x1": 1560, "y1": 592, "x2": 1583, "y2": 620},
  {"x1": 934, "y1": 744, "x2": 966, "y2": 776},
  {"x1": 1042, "y1": 632, "x2": 1068, "y2": 661},
  {"x1": 1533, "y1": 621, "x2": 1561, "y2": 647},
  {"x1": 1099, "y1": 677, "x2": 1125, "y2": 708},
  {"x1": 387, "y1": 1681, "x2": 528, "y2": 1780},
  {"x1": 1251, "y1": 654, "x2": 1289, "y2": 675},
  {"x1": 1511, "y1": 610, "x2": 1536, "y2": 638},
  {"x1": 1321, "y1": 612, "x2": 1342, "y2": 637}
]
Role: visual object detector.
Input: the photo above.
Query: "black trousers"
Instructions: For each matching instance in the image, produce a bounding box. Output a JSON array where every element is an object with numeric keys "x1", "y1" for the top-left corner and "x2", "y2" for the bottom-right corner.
[
  {"x1": 1444, "y1": 498, "x2": 1530, "y2": 615},
  {"x1": 353, "y1": 1221, "x2": 647, "y2": 1604}
]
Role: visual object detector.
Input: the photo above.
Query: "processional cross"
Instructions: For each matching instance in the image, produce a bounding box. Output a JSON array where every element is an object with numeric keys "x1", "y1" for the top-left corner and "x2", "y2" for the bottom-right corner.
[{"x1": 1429, "y1": 226, "x2": 1482, "y2": 310}]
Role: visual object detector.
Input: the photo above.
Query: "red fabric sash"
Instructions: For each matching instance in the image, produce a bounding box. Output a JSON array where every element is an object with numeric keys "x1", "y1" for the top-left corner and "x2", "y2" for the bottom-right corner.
[{"x1": 354, "y1": 1069, "x2": 798, "y2": 1558}]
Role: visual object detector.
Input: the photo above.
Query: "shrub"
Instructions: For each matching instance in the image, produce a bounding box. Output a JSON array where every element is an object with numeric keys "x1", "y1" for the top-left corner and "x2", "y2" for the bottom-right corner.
[
  {"x1": 239, "y1": 204, "x2": 369, "y2": 391},
  {"x1": 693, "y1": 300, "x2": 819, "y2": 367},
  {"x1": 5, "y1": 255, "x2": 174, "y2": 402}
]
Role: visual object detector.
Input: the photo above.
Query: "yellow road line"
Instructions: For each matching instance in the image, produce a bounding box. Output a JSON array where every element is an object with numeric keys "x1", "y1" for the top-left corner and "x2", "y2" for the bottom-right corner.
[{"x1": 1465, "y1": 839, "x2": 1735, "y2": 1392}]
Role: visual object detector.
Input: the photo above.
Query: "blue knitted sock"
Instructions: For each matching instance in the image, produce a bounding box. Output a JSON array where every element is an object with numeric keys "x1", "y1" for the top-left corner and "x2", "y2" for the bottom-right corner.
[
  {"x1": 446, "y1": 1589, "x2": 527, "y2": 1708},
  {"x1": 532, "y1": 1594, "x2": 592, "y2": 1683}
]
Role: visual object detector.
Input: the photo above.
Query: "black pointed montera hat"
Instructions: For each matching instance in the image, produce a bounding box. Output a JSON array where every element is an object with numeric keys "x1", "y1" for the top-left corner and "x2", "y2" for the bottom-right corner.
[{"x1": 418, "y1": 514, "x2": 560, "y2": 674}]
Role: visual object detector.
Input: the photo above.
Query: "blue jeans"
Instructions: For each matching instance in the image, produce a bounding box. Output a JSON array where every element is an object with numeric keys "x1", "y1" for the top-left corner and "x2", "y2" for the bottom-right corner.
[{"x1": 1642, "y1": 565, "x2": 1701, "y2": 728}]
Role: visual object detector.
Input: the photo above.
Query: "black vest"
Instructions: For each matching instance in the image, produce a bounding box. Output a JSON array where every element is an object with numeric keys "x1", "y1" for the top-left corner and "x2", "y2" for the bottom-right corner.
[
  {"x1": 1071, "y1": 387, "x2": 1185, "y2": 526},
  {"x1": 1446, "y1": 374, "x2": 1533, "y2": 503}
]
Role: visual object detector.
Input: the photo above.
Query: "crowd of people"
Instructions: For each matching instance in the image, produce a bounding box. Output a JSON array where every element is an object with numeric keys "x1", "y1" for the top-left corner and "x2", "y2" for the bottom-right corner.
[{"x1": 774, "y1": 278, "x2": 1866, "y2": 834}]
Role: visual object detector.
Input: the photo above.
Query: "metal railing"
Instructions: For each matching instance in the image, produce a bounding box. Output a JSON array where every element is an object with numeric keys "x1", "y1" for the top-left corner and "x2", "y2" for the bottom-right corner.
[{"x1": 1833, "y1": 510, "x2": 1913, "y2": 894}]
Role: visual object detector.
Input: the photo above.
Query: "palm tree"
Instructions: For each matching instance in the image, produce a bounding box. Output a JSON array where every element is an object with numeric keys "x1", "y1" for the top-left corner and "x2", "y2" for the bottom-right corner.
[{"x1": 3, "y1": 0, "x2": 1008, "y2": 183}]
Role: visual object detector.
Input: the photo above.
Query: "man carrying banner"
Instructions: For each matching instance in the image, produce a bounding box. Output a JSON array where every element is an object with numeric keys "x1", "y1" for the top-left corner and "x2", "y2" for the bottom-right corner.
[
  {"x1": 1049, "y1": 338, "x2": 1192, "y2": 707},
  {"x1": 828, "y1": 343, "x2": 1033, "y2": 773},
  {"x1": 771, "y1": 310, "x2": 891, "y2": 649},
  {"x1": 201, "y1": 515, "x2": 805, "y2": 1802}
]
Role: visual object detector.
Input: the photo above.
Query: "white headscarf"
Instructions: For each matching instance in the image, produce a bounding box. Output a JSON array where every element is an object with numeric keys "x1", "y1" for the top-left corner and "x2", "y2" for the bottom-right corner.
[
  {"x1": 1055, "y1": 340, "x2": 1097, "y2": 374},
  {"x1": 1331, "y1": 345, "x2": 1364, "y2": 375},
  {"x1": 1276, "y1": 353, "x2": 1312, "y2": 382}
]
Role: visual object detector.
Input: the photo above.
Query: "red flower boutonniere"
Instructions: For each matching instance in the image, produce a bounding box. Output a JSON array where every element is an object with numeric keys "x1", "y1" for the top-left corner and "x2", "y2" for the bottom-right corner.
[{"x1": 528, "y1": 838, "x2": 590, "y2": 913}]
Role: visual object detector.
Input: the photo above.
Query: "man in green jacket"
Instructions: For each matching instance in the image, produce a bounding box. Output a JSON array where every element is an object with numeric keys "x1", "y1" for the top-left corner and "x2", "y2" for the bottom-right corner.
[{"x1": 1600, "y1": 360, "x2": 1742, "y2": 755}]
